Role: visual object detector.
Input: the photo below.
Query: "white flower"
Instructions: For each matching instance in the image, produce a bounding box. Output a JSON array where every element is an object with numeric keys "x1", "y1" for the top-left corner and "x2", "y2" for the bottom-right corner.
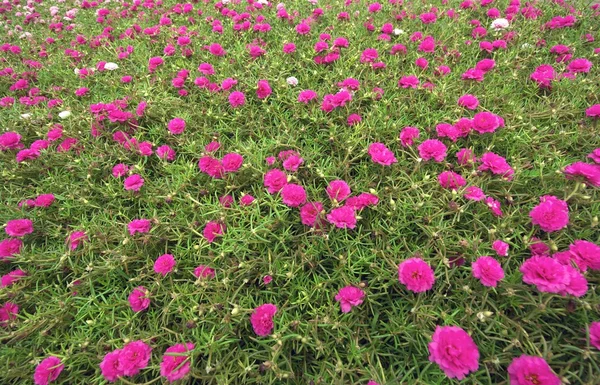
[
  {"x1": 286, "y1": 76, "x2": 298, "y2": 86},
  {"x1": 491, "y1": 18, "x2": 509, "y2": 30},
  {"x1": 521, "y1": 43, "x2": 533, "y2": 49},
  {"x1": 58, "y1": 111, "x2": 72, "y2": 119},
  {"x1": 20, "y1": 113, "x2": 32, "y2": 119},
  {"x1": 276, "y1": 2, "x2": 285, "y2": 10},
  {"x1": 393, "y1": 28, "x2": 404, "y2": 35},
  {"x1": 256, "y1": 0, "x2": 268, "y2": 4},
  {"x1": 104, "y1": 62, "x2": 119, "y2": 71},
  {"x1": 221, "y1": 0, "x2": 230, "y2": 4},
  {"x1": 74, "y1": 68, "x2": 80, "y2": 75},
  {"x1": 307, "y1": 0, "x2": 318, "y2": 4}
]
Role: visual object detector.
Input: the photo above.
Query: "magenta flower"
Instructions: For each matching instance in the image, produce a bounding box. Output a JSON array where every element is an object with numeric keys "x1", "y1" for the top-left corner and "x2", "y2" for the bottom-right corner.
[
  {"x1": 334, "y1": 286, "x2": 365, "y2": 313},
  {"x1": 160, "y1": 343, "x2": 194, "y2": 383},
  {"x1": 33, "y1": 356, "x2": 64, "y2": 385},
  {"x1": 221, "y1": 153, "x2": 243, "y2": 172},
  {"x1": 228, "y1": 91, "x2": 246, "y2": 108},
  {"x1": 472, "y1": 256, "x2": 504, "y2": 287},
  {"x1": 398, "y1": 257, "x2": 435, "y2": 293},
  {"x1": 1, "y1": 269, "x2": 27, "y2": 288},
  {"x1": 167, "y1": 117, "x2": 186, "y2": 134},
  {"x1": 472, "y1": 111, "x2": 501, "y2": 134},
  {"x1": 478, "y1": 152, "x2": 514, "y2": 180},
  {"x1": 198, "y1": 156, "x2": 224, "y2": 179},
  {"x1": 457, "y1": 94, "x2": 479, "y2": 109},
  {"x1": 418, "y1": 139, "x2": 447, "y2": 162},
  {"x1": 326, "y1": 206, "x2": 357, "y2": 229},
  {"x1": 438, "y1": 171, "x2": 466, "y2": 190},
  {"x1": 263, "y1": 169, "x2": 288, "y2": 194},
  {"x1": 240, "y1": 194, "x2": 255, "y2": 206},
  {"x1": 128, "y1": 286, "x2": 150, "y2": 312},
  {"x1": 492, "y1": 240, "x2": 509, "y2": 256},
  {"x1": 0, "y1": 301, "x2": 19, "y2": 327},
  {"x1": 300, "y1": 202, "x2": 324, "y2": 226},
  {"x1": 589, "y1": 322, "x2": 600, "y2": 350},
  {"x1": 120, "y1": 340, "x2": 152, "y2": 376},
  {"x1": 586, "y1": 104, "x2": 600, "y2": 118},
  {"x1": 250, "y1": 303, "x2": 277, "y2": 336},
  {"x1": 5, "y1": 219, "x2": 33, "y2": 237},
  {"x1": 0, "y1": 238, "x2": 22, "y2": 259},
  {"x1": 567, "y1": 58, "x2": 592, "y2": 73},
  {"x1": 368, "y1": 143, "x2": 397, "y2": 166},
  {"x1": 154, "y1": 254, "x2": 176, "y2": 276},
  {"x1": 280, "y1": 183, "x2": 307, "y2": 207},
  {"x1": 256, "y1": 80, "x2": 272, "y2": 99},
  {"x1": 203, "y1": 221, "x2": 225, "y2": 243},
  {"x1": 520, "y1": 256, "x2": 570, "y2": 293},
  {"x1": 124, "y1": 174, "x2": 144, "y2": 191},
  {"x1": 193, "y1": 265, "x2": 215, "y2": 279},
  {"x1": 399, "y1": 127, "x2": 420, "y2": 147},
  {"x1": 428, "y1": 326, "x2": 479, "y2": 379},
  {"x1": 99, "y1": 349, "x2": 123, "y2": 382},
  {"x1": 326, "y1": 180, "x2": 351, "y2": 202},
  {"x1": 67, "y1": 231, "x2": 87, "y2": 250},
  {"x1": 507, "y1": 355, "x2": 560, "y2": 385},
  {"x1": 128, "y1": 219, "x2": 152, "y2": 236},
  {"x1": 529, "y1": 195, "x2": 569, "y2": 232}
]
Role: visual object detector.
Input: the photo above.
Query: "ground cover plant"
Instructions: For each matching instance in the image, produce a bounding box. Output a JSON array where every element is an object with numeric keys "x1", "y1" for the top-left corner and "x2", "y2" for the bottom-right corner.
[{"x1": 1, "y1": 0, "x2": 600, "y2": 383}]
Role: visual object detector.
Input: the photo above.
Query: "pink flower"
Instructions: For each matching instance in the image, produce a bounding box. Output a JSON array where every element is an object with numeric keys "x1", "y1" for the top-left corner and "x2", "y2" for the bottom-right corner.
[
  {"x1": 156, "y1": 145, "x2": 176, "y2": 161},
  {"x1": 567, "y1": 58, "x2": 592, "y2": 73},
  {"x1": 507, "y1": 355, "x2": 561, "y2": 385},
  {"x1": 327, "y1": 180, "x2": 351, "y2": 201},
  {"x1": 67, "y1": 231, "x2": 87, "y2": 250},
  {"x1": 418, "y1": 139, "x2": 447, "y2": 162},
  {"x1": 472, "y1": 111, "x2": 500, "y2": 134},
  {"x1": 264, "y1": 169, "x2": 288, "y2": 194},
  {"x1": 586, "y1": 104, "x2": 600, "y2": 118},
  {"x1": 346, "y1": 193, "x2": 379, "y2": 210},
  {"x1": 1, "y1": 269, "x2": 27, "y2": 288},
  {"x1": 33, "y1": 356, "x2": 64, "y2": 385},
  {"x1": 5, "y1": 219, "x2": 33, "y2": 237},
  {"x1": 198, "y1": 156, "x2": 224, "y2": 179},
  {"x1": 128, "y1": 219, "x2": 151, "y2": 236},
  {"x1": 34, "y1": 194, "x2": 55, "y2": 207},
  {"x1": 0, "y1": 132, "x2": 23, "y2": 151},
  {"x1": 485, "y1": 196, "x2": 503, "y2": 217},
  {"x1": 296, "y1": 23, "x2": 310, "y2": 35},
  {"x1": 568, "y1": 240, "x2": 600, "y2": 271},
  {"x1": 283, "y1": 155, "x2": 304, "y2": 171},
  {"x1": 167, "y1": 117, "x2": 186, "y2": 134},
  {"x1": 0, "y1": 238, "x2": 22, "y2": 259},
  {"x1": 456, "y1": 148, "x2": 477, "y2": 165},
  {"x1": 160, "y1": 343, "x2": 194, "y2": 383},
  {"x1": 280, "y1": 184, "x2": 307, "y2": 207},
  {"x1": 300, "y1": 202, "x2": 323, "y2": 226},
  {"x1": 128, "y1": 286, "x2": 150, "y2": 312},
  {"x1": 428, "y1": 325, "x2": 479, "y2": 379},
  {"x1": 112, "y1": 164, "x2": 129, "y2": 177},
  {"x1": 99, "y1": 349, "x2": 123, "y2": 382},
  {"x1": 472, "y1": 256, "x2": 504, "y2": 287},
  {"x1": 398, "y1": 75, "x2": 420, "y2": 89},
  {"x1": 563, "y1": 162, "x2": 600, "y2": 187},
  {"x1": 326, "y1": 206, "x2": 357, "y2": 229},
  {"x1": 529, "y1": 195, "x2": 569, "y2": 232},
  {"x1": 478, "y1": 152, "x2": 514, "y2": 180},
  {"x1": 492, "y1": 240, "x2": 509, "y2": 256},
  {"x1": 228, "y1": 91, "x2": 246, "y2": 108},
  {"x1": 0, "y1": 301, "x2": 18, "y2": 327},
  {"x1": 256, "y1": 80, "x2": 272, "y2": 99},
  {"x1": 590, "y1": 322, "x2": 600, "y2": 350},
  {"x1": 438, "y1": 171, "x2": 466, "y2": 190},
  {"x1": 154, "y1": 254, "x2": 176, "y2": 276},
  {"x1": 398, "y1": 257, "x2": 435, "y2": 293},
  {"x1": 588, "y1": 149, "x2": 600, "y2": 164},
  {"x1": 399, "y1": 127, "x2": 420, "y2": 147},
  {"x1": 240, "y1": 194, "x2": 255, "y2": 206},
  {"x1": 250, "y1": 303, "x2": 277, "y2": 336},
  {"x1": 205, "y1": 141, "x2": 220, "y2": 152},
  {"x1": 520, "y1": 256, "x2": 570, "y2": 293},
  {"x1": 263, "y1": 275, "x2": 273, "y2": 284},
  {"x1": 298, "y1": 90, "x2": 318, "y2": 103},
  {"x1": 120, "y1": 340, "x2": 152, "y2": 376},
  {"x1": 561, "y1": 265, "x2": 588, "y2": 297},
  {"x1": 194, "y1": 265, "x2": 215, "y2": 279},
  {"x1": 368, "y1": 143, "x2": 397, "y2": 166},
  {"x1": 458, "y1": 94, "x2": 479, "y2": 109},
  {"x1": 124, "y1": 174, "x2": 144, "y2": 191},
  {"x1": 335, "y1": 286, "x2": 365, "y2": 313},
  {"x1": 203, "y1": 221, "x2": 225, "y2": 243},
  {"x1": 222, "y1": 153, "x2": 243, "y2": 172}
]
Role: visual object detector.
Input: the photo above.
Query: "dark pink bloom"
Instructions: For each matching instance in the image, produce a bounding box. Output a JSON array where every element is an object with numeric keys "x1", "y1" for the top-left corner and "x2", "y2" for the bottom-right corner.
[
  {"x1": 472, "y1": 112, "x2": 501, "y2": 134},
  {"x1": 280, "y1": 183, "x2": 307, "y2": 207},
  {"x1": 203, "y1": 221, "x2": 225, "y2": 243},
  {"x1": 492, "y1": 240, "x2": 509, "y2": 256},
  {"x1": 300, "y1": 202, "x2": 323, "y2": 226},
  {"x1": 327, "y1": 180, "x2": 351, "y2": 202},
  {"x1": 120, "y1": 340, "x2": 152, "y2": 377},
  {"x1": 586, "y1": 104, "x2": 600, "y2": 118},
  {"x1": 478, "y1": 152, "x2": 514, "y2": 180},
  {"x1": 458, "y1": 94, "x2": 479, "y2": 109},
  {"x1": 228, "y1": 91, "x2": 246, "y2": 108},
  {"x1": 112, "y1": 164, "x2": 129, "y2": 178},
  {"x1": 298, "y1": 90, "x2": 318, "y2": 103},
  {"x1": 398, "y1": 75, "x2": 420, "y2": 89},
  {"x1": 0, "y1": 238, "x2": 22, "y2": 259},
  {"x1": 128, "y1": 286, "x2": 150, "y2": 312},
  {"x1": 563, "y1": 162, "x2": 600, "y2": 187},
  {"x1": 368, "y1": 143, "x2": 397, "y2": 166},
  {"x1": 154, "y1": 254, "x2": 176, "y2": 276},
  {"x1": 156, "y1": 145, "x2": 176, "y2": 161},
  {"x1": 485, "y1": 197, "x2": 503, "y2": 217},
  {"x1": 567, "y1": 58, "x2": 592, "y2": 73},
  {"x1": 507, "y1": 355, "x2": 560, "y2": 385},
  {"x1": 264, "y1": 169, "x2": 288, "y2": 194},
  {"x1": 438, "y1": 171, "x2": 466, "y2": 190},
  {"x1": 418, "y1": 139, "x2": 447, "y2": 162},
  {"x1": 5, "y1": 219, "x2": 33, "y2": 237},
  {"x1": 456, "y1": 148, "x2": 477, "y2": 165},
  {"x1": 464, "y1": 186, "x2": 485, "y2": 201},
  {"x1": 256, "y1": 80, "x2": 272, "y2": 99},
  {"x1": 34, "y1": 357, "x2": 64, "y2": 385},
  {"x1": 222, "y1": 153, "x2": 243, "y2": 172},
  {"x1": 167, "y1": 117, "x2": 186, "y2": 134},
  {"x1": 128, "y1": 219, "x2": 152, "y2": 236},
  {"x1": 568, "y1": 240, "x2": 600, "y2": 271},
  {"x1": 198, "y1": 156, "x2": 224, "y2": 179},
  {"x1": 529, "y1": 195, "x2": 569, "y2": 232},
  {"x1": 34, "y1": 194, "x2": 55, "y2": 207},
  {"x1": 240, "y1": 194, "x2": 255, "y2": 206},
  {"x1": 99, "y1": 349, "x2": 123, "y2": 382},
  {"x1": 520, "y1": 256, "x2": 570, "y2": 293},
  {"x1": 0, "y1": 132, "x2": 23, "y2": 151},
  {"x1": 326, "y1": 206, "x2": 357, "y2": 229},
  {"x1": 335, "y1": 286, "x2": 365, "y2": 313},
  {"x1": 399, "y1": 127, "x2": 420, "y2": 147},
  {"x1": 67, "y1": 231, "x2": 87, "y2": 250},
  {"x1": 160, "y1": 343, "x2": 194, "y2": 383},
  {"x1": 590, "y1": 322, "x2": 600, "y2": 350},
  {"x1": 250, "y1": 303, "x2": 277, "y2": 336},
  {"x1": 194, "y1": 265, "x2": 215, "y2": 279},
  {"x1": 428, "y1": 325, "x2": 479, "y2": 379},
  {"x1": 472, "y1": 256, "x2": 504, "y2": 287},
  {"x1": 1, "y1": 269, "x2": 26, "y2": 288},
  {"x1": 124, "y1": 174, "x2": 144, "y2": 191},
  {"x1": 398, "y1": 257, "x2": 435, "y2": 293}
]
